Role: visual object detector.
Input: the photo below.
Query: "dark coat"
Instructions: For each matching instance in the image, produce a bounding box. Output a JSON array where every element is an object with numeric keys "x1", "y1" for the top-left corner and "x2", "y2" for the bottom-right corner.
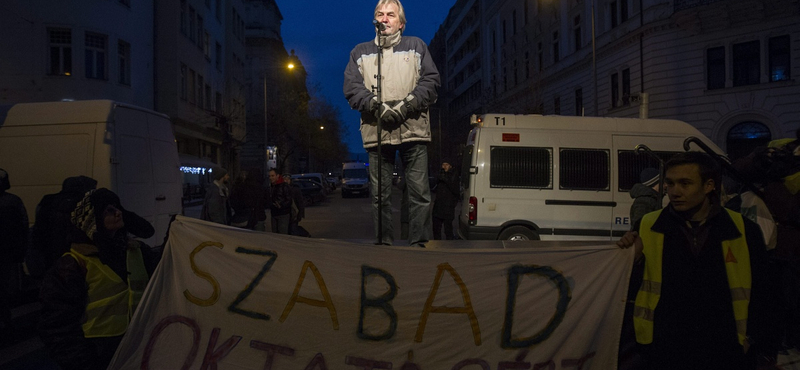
[
  {"x1": 0, "y1": 190, "x2": 28, "y2": 263},
  {"x1": 632, "y1": 205, "x2": 775, "y2": 370},
  {"x1": 432, "y1": 169, "x2": 459, "y2": 219},
  {"x1": 230, "y1": 178, "x2": 268, "y2": 228},
  {"x1": 269, "y1": 181, "x2": 292, "y2": 217},
  {"x1": 38, "y1": 235, "x2": 160, "y2": 370},
  {"x1": 628, "y1": 183, "x2": 661, "y2": 228}
]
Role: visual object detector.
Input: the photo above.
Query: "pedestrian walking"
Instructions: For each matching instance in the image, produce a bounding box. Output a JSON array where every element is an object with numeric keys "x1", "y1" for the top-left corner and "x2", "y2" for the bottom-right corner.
[
  {"x1": 200, "y1": 166, "x2": 231, "y2": 225},
  {"x1": 616, "y1": 152, "x2": 777, "y2": 369},
  {"x1": 0, "y1": 168, "x2": 29, "y2": 334},
  {"x1": 344, "y1": 0, "x2": 440, "y2": 247},
  {"x1": 268, "y1": 168, "x2": 292, "y2": 234},
  {"x1": 432, "y1": 160, "x2": 459, "y2": 240},
  {"x1": 38, "y1": 188, "x2": 160, "y2": 370}
]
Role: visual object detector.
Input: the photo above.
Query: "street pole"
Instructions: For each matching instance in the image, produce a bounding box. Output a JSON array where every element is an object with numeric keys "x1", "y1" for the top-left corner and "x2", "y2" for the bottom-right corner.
[
  {"x1": 592, "y1": 0, "x2": 600, "y2": 117},
  {"x1": 262, "y1": 74, "x2": 269, "y2": 174}
]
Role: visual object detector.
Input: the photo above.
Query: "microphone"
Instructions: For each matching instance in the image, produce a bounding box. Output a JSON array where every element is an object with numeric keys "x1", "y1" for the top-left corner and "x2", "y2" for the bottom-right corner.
[{"x1": 373, "y1": 20, "x2": 386, "y2": 32}]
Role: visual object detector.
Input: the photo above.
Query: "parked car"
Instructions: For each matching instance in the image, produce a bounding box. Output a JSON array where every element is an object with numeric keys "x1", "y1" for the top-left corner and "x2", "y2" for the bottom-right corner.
[
  {"x1": 291, "y1": 173, "x2": 330, "y2": 194},
  {"x1": 292, "y1": 179, "x2": 326, "y2": 205}
]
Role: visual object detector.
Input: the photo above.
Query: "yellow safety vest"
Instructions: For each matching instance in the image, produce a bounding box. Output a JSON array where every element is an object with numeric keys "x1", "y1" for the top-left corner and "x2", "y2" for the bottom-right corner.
[
  {"x1": 66, "y1": 241, "x2": 149, "y2": 338},
  {"x1": 633, "y1": 208, "x2": 752, "y2": 346}
]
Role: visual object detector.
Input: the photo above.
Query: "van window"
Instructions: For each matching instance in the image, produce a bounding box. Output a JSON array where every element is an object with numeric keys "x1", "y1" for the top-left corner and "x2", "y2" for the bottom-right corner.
[
  {"x1": 617, "y1": 150, "x2": 680, "y2": 191},
  {"x1": 490, "y1": 146, "x2": 552, "y2": 189},
  {"x1": 559, "y1": 148, "x2": 610, "y2": 190}
]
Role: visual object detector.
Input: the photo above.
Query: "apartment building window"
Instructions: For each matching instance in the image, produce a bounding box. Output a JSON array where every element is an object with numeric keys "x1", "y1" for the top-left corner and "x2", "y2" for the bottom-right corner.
[
  {"x1": 48, "y1": 28, "x2": 72, "y2": 76},
  {"x1": 118, "y1": 40, "x2": 131, "y2": 85},
  {"x1": 502, "y1": 20, "x2": 507, "y2": 44},
  {"x1": 503, "y1": 67, "x2": 508, "y2": 92},
  {"x1": 727, "y1": 121, "x2": 771, "y2": 160},
  {"x1": 197, "y1": 16, "x2": 204, "y2": 48},
  {"x1": 119, "y1": 0, "x2": 130, "y2": 7},
  {"x1": 180, "y1": 64, "x2": 188, "y2": 100},
  {"x1": 205, "y1": 0, "x2": 210, "y2": 8},
  {"x1": 622, "y1": 68, "x2": 631, "y2": 105},
  {"x1": 733, "y1": 40, "x2": 760, "y2": 86},
  {"x1": 215, "y1": 42, "x2": 222, "y2": 70},
  {"x1": 552, "y1": 31, "x2": 559, "y2": 63},
  {"x1": 215, "y1": 92, "x2": 222, "y2": 113},
  {"x1": 205, "y1": 85, "x2": 212, "y2": 110},
  {"x1": 524, "y1": 1, "x2": 529, "y2": 25},
  {"x1": 180, "y1": 0, "x2": 188, "y2": 36},
  {"x1": 554, "y1": 96, "x2": 561, "y2": 114},
  {"x1": 707, "y1": 46, "x2": 725, "y2": 90},
  {"x1": 189, "y1": 7, "x2": 196, "y2": 42},
  {"x1": 514, "y1": 60, "x2": 518, "y2": 86},
  {"x1": 611, "y1": 73, "x2": 619, "y2": 108},
  {"x1": 769, "y1": 35, "x2": 790, "y2": 82},
  {"x1": 85, "y1": 32, "x2": 107, "y2": 80},
  {"x1": 512, "y1": 10, "x2": 517, "y2": 36},
  {"x1": 575, "y1": 88, "x2": 583, "y2": 116},
  {"x1": 538, "y1": 42, "x2": 543, "y2": 71},
  {"x1": 204, "y1": 32, "x2": 211, "y2": 58},
  {"x1": 574, "y1": 15, "x2": 582, "y2": 51},
  {"x1": 215, "y1": 0, "x2": 221, "y2": 22},
  {"x1": 189, "y1": 69, "x2": 196, "y2": 104},
  {"x1": 610, "y1": 1, "x2": 618, "y2": 28},
  {"x1": 525, "y1": 52, "x2": 531, "y2": 79},
  {"x1": 621, "y1": 0, "x2": 629, "y2": 22},
  {"x1": 197, "y1": 75, "x2": 204, "y2": 108}
]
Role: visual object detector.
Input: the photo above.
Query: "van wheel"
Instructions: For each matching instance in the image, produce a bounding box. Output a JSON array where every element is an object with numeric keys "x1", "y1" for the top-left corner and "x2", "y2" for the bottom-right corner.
[{"x1": 498, "y1": 226, "x2": 539, "y2": 241}]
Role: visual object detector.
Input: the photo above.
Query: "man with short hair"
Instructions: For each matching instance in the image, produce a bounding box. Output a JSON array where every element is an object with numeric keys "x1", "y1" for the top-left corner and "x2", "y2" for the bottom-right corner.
[
  {"x1": 432, "y1": 160, "x2": 459, "y2": 240},
  {"x1": 344, "y1": 0, "x2": 440, "y2": 246},
  {"x1": 617, "y1": 152, "x2": 775, "y2": 369}
]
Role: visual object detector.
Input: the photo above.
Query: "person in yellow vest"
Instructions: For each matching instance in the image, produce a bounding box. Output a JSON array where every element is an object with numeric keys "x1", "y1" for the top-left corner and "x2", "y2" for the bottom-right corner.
[
  {"x1": 617, "y1": 152, "x2": 776, "y2": 370},
  {"x1": 38, "y1": 188, "x2": 161, "y2": 370}
]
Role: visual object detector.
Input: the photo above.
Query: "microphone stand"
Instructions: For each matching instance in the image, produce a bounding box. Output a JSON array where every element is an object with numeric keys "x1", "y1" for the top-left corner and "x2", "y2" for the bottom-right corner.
[{"x1": 373, "y1": 24, "x2": 384, "y2": 244}]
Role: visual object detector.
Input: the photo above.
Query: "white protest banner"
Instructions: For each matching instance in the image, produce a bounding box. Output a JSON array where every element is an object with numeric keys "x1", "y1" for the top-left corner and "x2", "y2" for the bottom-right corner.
[{"x1": 110, "y1": 215, "x2": 633, "y2": 369}]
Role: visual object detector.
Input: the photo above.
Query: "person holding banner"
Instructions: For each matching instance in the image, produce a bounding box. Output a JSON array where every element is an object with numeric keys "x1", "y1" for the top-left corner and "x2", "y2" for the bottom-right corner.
[
  {"x1": 617, "y1": 152, "x2": 776, "y2": 370},
  {"x1": 38, "y1": 189, "x2": 161, "y2": 370}
]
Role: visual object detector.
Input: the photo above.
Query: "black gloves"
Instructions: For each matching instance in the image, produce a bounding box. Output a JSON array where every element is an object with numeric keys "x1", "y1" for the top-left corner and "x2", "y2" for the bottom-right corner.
[{"x1": 372, "y1": 94, "x2": 418, "y2": 126}]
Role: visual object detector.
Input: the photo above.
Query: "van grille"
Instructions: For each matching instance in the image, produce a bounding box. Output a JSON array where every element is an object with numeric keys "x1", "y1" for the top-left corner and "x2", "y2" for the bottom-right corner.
[
  {"x1": 490, "y1": 146, "x2": 552, "y2": 188},
  {"x1": 559, "y1": 148, "x2": 610, "y2": 191}
]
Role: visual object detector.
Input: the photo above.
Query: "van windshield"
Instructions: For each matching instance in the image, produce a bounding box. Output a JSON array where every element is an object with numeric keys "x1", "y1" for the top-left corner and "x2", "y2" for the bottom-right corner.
[{"x1": 344, "y1": 169, "x2": 368, "y2": 179}]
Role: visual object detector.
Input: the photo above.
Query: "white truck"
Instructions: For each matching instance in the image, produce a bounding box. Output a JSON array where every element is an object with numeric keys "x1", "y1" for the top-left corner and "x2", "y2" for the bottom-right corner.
[
  {"x1": 0, "y1": 100, "x2": 183, "y2": 246},
  {"x1": 459, "y1": 113, "x2": 724, "y2": 241},
  {"x1": 341, "y1": 161, "x2": 369, "y2": 198}
]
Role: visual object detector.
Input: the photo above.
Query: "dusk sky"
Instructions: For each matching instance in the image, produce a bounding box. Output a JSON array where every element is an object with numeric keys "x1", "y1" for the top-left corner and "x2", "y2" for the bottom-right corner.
[{"x1": 274, "y1": 0, "x2": 456, "y2": 154}]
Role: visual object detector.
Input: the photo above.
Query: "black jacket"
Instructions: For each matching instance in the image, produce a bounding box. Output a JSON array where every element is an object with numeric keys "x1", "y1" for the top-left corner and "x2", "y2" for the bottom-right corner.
[
  {"x1": 269, "y1": 181, "x2": 292, "y2": 217},
  {"x1": 432, "y1": 169, "x2": 459, "y2": 219},
  {"x1": 632, "y1": 204, "x2": 775, "y2": 370}
]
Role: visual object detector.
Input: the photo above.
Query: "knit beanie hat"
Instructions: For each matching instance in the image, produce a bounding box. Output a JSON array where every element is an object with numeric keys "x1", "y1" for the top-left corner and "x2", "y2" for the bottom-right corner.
[
  {"x1": 71, "y1": 188, "x2": 155, "y2": 241},
  {"x1": 640, "y1": 168, "x2": 660, "y2": 187},
  {"x1": 212, "y1": 167, "x2": 228, "y2": 181}
]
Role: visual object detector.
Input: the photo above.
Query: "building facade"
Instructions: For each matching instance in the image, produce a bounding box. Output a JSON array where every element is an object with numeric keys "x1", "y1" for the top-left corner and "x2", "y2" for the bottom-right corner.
[
  {"x1": 0, "y1": 0, "x2": 155, "y2": 107},
  {"x1": 431, "y1": 0, "x2": 800, "y2": 160}
]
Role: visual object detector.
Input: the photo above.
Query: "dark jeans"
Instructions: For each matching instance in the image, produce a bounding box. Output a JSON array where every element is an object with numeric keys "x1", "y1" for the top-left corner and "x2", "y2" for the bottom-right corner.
[
  {"x1": 368, "y1": 143, "x2": 431, "y2": 246},
  {"x1": 271, "y1": 214, "x2": 290, "y2": 234},
  {"x1": 432, "y1": 216, "x2": 455, "y2": 240}
]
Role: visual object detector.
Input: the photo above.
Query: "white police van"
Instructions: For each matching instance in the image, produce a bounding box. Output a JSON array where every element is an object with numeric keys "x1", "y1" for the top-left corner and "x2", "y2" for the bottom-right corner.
[{"x1": 458, "y1": 114, "x2": 724, "y2": 241}]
